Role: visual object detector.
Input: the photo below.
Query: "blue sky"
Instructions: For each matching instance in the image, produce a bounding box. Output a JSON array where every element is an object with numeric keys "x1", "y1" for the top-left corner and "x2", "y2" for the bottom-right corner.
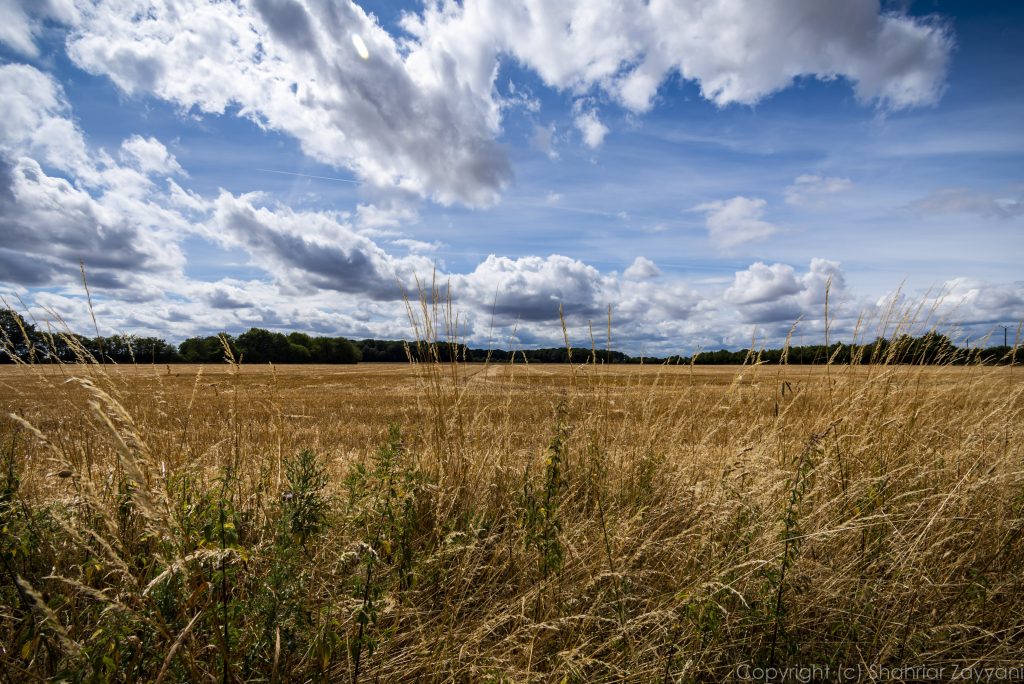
[{"x1": 0, "y1": 0, "x2": 1022, "y2": 354}]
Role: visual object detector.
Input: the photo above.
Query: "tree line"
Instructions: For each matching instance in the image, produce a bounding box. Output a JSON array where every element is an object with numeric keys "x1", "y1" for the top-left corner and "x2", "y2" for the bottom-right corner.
[
  {"x1": 0, "y1": 309, "x2": 360, "y2": 365},
  {"x1": 0, "y1": 308, "x2": 1017, "y2": 365}
]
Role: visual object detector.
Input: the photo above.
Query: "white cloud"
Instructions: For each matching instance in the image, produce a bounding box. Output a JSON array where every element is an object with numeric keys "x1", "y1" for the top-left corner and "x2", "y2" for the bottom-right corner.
[
  {"x1": 0, "y1": 63, "x2": 93, "y2": 182},
  {"x1": 67, "y1": 0, "x2": 511, "y2": 207},
  {"x1": 725, "y1": 262, "x2": 801, "y2": 305},
  {"x1": 0, "y1": 156, "x2": 186, "y2": 290},
  {"x1": 0, "y1": 74, "x2": 694, "y2": 348},
  {"x1": 0, "y1": 65, "x2": 193, "y2": 292},
  {"x1": 208, "y1": 192, "x2": 434, "y2": 300},
  {"x1": 785, "y1": 174, "x2": 853, "y2": 207},
  {"x1": 390, "y1": 239, "x2": 443, "y2": 253},
  {"x1": 58, "y1": 0, "x2": 951, "y2": 211},
  {"x1": 406, "y1": 0, "x2": 952, "y2": 113},
  {"x1": 120, "y1": 135, "x2": 184, "y2": 177},
  {"x1": 724, "y1": 258, "x2": 847, "y2": 325},
  {"x1": 910, "y1": 277, "x2": 1024, "y2": 329},
  {"x1": 623, "y1": 256, "x2": 661, "y2": 280},
  {"x1": 1, "y1": 12, "x2": 1014, "y2": 354},
  {"x1": 503, "y1": 79, "x2": 541, "y2": 113},
  {"x1": 355, "y1": 203, "x2": 419, "y2": 231},
  {"x1": 801, "y1": 257, "x2": 846, "y2": 307},
  {"x1": 574, "y1": 108, "x2": 609, "y2": 149},
  {"x1": 695, "y1": 196, "x2": 778, "y2": 249},
  {"x1": 447, "y1": 253, "x2": 707, "y2": 350},
  {"x1": 3, "y1": 140, "x2": 1019, "y2": 353},
  {"x1": 454, "y1": 254, "x2": 610, "y2": 322},
  {"x1": 166, "y1": 179, "x2": 210, "y2": 214},
  {"x1": 0, "y1": 0, "x2": 77, "y2": 56},
  {"x1": 912, "y1": 187, "x2": 1024, "y2": 220},
  {"x1": 614, "y1": 277, "x2": 703, "y2": 331}
]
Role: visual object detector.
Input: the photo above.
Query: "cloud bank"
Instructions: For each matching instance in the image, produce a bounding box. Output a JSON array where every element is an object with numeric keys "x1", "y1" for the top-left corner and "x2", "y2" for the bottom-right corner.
[
  {"x1": 2, "y1": 1, "x2": 1016, "y2": 354},
  {"x1": 0, "y1": 0, "x2": 954, "y2": 207}
]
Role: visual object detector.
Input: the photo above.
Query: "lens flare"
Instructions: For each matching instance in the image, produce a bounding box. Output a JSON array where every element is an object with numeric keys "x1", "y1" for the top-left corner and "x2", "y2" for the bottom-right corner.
[{"x1": 351, "y1": 33, "x2": 369, "y2": 60}]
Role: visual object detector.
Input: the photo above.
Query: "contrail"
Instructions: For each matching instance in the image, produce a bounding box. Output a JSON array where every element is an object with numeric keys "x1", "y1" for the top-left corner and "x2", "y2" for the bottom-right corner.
[{"x1": 256, "y1": 168, "x2": 360, "y2": 184}]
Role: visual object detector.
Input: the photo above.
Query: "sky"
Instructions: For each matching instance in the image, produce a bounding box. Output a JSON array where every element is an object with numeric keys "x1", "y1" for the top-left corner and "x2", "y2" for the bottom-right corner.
[{"x1": 0, "y1": 0, "x2": 1022, "y2": 355}]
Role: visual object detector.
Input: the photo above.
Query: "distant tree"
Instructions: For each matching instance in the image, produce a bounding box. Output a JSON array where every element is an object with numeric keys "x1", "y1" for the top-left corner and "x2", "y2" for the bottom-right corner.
[
  {"x1": 355, "y1": 339, "x2": 409, "y2": 362},
  {"x1": 134, "y1": 336, "x2": 181, "y2": 363},
  {"x1": 310, "y1": 336, "x2": 360, "y2": 364},
  {"x1": 72, "y1": 334, "x2": 180, "y2": 364},
  {"x1": 6, "y1": 306, "x2": 1017, "y2": 367},
  {"x1": 915, "y1": 331, "x2": 955, "y2": 364},
  {"x1": 236, "y1": 328, "x2": 292, "y2": 363},
  {"x1": 100, "y1": 334, "x2": 135, "y2": 363},
  {"x1": 0, "y1": 308, "x2": 39, "y2": 362},
  {"x1": 287, "y1": 331, "x2": 313, "y2": 350},
  {"x1": 179, "y1": 335, "x2": 233, "y2": 363},
  {"x1": 46, "y1": 333, "x2": 95, "y2": 363},
  {"x1": 284, "y1": 332, "x2": 313, "y2": 363}
]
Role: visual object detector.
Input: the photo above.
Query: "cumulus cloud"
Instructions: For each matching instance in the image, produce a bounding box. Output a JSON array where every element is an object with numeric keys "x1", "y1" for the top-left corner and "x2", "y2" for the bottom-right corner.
[
  {"x1": 67, "y1": 0, "x2": 512, "y2": 207},
  {"x1": 725, "y1": 258, "x2": 846, "y2": 324},
  {"x1": 443, "y1": 253, "x2": 708, "y2": 350},
  {"x1": 455, "y1": 254, "x2": 609, "y2": 322},
  {"x1": 209, "y1": 193, "x2": 433, "y2": 300},
  {"x1": 0, "y1": 63, "x2": 93, "y2": 181},
  {"x1": 785, "y1": 174, "x2": 854, "y2": 207},
  {"x1": 406, "y1": 0, "x2": 952, "y2": 114},
  {"x1": 912, "y1": 187, "x2": 1024, "y2": 220},
  {"x1": 354, "y1": 203, "x2": 419, "y2": 232},
  {"x1": 912, "y1": 277, "x2": 1024, "y2": 329},
  {"x1": 615, "y1": 278, "x2": 702, "y2": 327},
  {"x1": 120, "y1": 136, "x2": 184, "y2": 177},
  {"x1": 59, "y1": 0, "x2": 952, "y2": 210},
  {"x1": 203, "y1": 283, "x2": 254, "y2": 310},
  {"x1": 0, "y1": 156, "x2": 184, "y2": 291},
  {"x1": 0, "y1": 64, "x2": 195, "y2": 293},
  {"x1": 695, "y1": 196, "x2": 778, "y2": 249},
  {"x1": 0, "y1": 0, "x2": 77, "y2": 56},
  {"x1": 623, "y1": 256, "x2": 661, "y2": 280},
  {"x1": 574, "y1": 108, "x2": 609, "y2": 149},
  {"x1": 724, "y1": 262, "x2": 801, "y2": 305},
  {"x1": 0, "y1": 59, "x2": 427, "y2": 322},
  {"x1": 3, "y1": 5, "x2": 1014, "y2": 353},
  {"x1": 0, "y1": 69, "x2": 703, "y2": 350},
  {"x1": 166, "y1": 179, "x2": 210, "y2": 213},
  {"x1": 801, "y1": 257, "x2": 846, "y2": 307}
]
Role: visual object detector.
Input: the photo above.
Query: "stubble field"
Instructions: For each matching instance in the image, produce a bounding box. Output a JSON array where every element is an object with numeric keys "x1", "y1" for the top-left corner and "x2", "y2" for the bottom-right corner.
[{"x1": 1, "y1": 358, "x2": 1022, "y2": 681}]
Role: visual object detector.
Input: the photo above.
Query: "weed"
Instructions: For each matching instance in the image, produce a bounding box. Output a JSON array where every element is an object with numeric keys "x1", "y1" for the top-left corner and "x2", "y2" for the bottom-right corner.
[
  {"x1": 520, "y1": 408, "x2": 568, "y2": 581},
  {"x1": 281, "y1": 449, "x2": 329, "y2": 549}
]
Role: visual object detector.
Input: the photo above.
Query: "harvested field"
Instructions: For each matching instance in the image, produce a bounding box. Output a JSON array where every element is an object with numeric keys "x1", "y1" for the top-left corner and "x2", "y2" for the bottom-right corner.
[{"x1": 1, "y1": 359, "x2": 1022, "y2": 681}]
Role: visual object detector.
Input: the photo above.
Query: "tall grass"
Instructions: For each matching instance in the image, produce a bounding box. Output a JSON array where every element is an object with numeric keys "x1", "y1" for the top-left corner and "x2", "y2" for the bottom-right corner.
[{"x1": 0, "y1": 297, "x2": 1022, "y2": 682}]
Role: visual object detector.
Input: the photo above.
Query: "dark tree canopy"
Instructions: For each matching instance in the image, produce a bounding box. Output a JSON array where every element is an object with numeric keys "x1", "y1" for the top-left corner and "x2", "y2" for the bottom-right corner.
[
  {"x1": 0, "y1": 307, "x2": 1017, "y2": 365},
  {"x1": 179, "y1": 335, "x2": 232, "y2": 363},
  {"x1": 0, "y1": 308, "x2": 38, "y2": 362},
  {"x1": 232, "y1": 328, "x2": 361, "y2": 364}
]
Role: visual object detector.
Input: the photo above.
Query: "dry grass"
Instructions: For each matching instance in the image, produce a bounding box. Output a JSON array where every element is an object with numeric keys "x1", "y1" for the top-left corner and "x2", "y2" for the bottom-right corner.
[{"x1": 1, "y1": 351, "x2": 1022, "y2": 681}]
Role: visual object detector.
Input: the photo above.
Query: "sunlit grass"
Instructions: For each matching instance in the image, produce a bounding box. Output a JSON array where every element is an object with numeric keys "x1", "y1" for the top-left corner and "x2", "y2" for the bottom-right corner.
[{"x1": 0, "y1": 300, "x2": 1022, "y2": 681}]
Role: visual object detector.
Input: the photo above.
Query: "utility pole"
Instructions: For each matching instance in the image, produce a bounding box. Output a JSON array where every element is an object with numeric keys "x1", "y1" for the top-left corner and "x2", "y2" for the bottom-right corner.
[{"x1": 1005, "y1": 326, "x2": 1010, "y2": 349}]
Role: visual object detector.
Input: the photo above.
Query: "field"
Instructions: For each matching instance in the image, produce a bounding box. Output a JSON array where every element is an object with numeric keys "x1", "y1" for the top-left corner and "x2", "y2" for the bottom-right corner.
[{"x1": 1, "y1": 358, "x2": 1023, "y2": 681}]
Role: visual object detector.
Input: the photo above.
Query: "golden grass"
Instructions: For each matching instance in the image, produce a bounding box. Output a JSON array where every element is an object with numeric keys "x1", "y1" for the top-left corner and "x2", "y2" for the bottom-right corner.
[{"x1": 1, "y1": 356, "x2": 1022, "y2": 681}]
